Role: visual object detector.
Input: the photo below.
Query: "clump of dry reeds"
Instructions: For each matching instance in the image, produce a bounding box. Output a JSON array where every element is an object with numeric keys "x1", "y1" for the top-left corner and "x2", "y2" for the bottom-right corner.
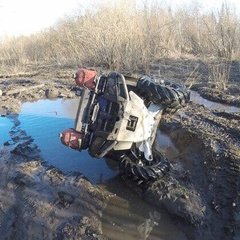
[{"x1": 0, "y1": 0, "x2": 239, "y2": 81}]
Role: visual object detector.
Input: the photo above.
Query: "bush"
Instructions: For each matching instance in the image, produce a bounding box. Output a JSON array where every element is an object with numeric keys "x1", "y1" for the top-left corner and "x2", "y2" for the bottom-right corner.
[{"x1": 0, "y1": 0, "x2": 239, "y2": 74}]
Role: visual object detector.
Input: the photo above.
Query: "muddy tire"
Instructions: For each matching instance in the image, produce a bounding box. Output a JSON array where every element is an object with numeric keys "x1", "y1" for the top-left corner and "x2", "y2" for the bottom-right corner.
[
  {"x1": 119, "y1": 150, "x2": 171, "y2": 181},
  {"x1": 136, "y1": 76, "x2": 190, "y2": 112}
]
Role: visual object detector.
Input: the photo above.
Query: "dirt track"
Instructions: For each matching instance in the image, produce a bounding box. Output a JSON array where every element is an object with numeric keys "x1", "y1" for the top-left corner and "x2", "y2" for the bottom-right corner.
[{"x1": 0, "y1": 65, "x2": 239, "y2": 239}]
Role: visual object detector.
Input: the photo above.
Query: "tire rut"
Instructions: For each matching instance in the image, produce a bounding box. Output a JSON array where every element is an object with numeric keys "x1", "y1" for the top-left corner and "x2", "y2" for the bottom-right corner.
[
  {"x1": 161, "y1": 103, "x2": 240, "y2": 239},
  {"x1": 180, "y1": 105, "x2": 240, "y2": 147}
]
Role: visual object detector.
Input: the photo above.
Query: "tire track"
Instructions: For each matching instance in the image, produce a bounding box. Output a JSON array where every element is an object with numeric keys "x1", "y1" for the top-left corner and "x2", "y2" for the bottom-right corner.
[{"x1": 162, "y1": 103, "x2": 239, "y2": 239}]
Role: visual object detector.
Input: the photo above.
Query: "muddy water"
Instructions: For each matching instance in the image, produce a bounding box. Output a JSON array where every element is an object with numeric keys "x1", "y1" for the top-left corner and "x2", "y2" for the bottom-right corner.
[
  {"x1": 101, "y1": 176, "x2": 190, "y2": 240},
  {"x1": 8, "y1": 98, "x2": 117, "y2": 184},
  {"x1": 0, "y1": 116, "x2": 13, "y2": 147},
  {"x1": 1, "y1": 95, "x2": 237, "y2": 240},
  {"x1": 157, "y1": 90, "x2": 240, "y2": 166},
  {"x1": 190, "y1": 90, "x2": 240, "y2": 112},
  {"x1": 156, "y1": 130, "x2": 179, "y2": 161},
  {"x1": 0, "y1": 116, "x2": 13, "y2": 146},
  {"x1": 0, "y1": 98, "x2": 191, "y2": 240}
]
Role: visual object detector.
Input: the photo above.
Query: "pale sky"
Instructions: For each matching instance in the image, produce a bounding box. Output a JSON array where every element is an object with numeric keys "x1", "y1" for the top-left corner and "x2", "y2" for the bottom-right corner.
[{"x1": 0, "y1": 0, "x2": 239, "y2": 38}]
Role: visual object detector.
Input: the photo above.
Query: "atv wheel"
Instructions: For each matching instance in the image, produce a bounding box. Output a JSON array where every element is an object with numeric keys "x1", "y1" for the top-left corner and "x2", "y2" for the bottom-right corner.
[
  {"x1": 136, "y1": 76, "x2": 190, "y2": 112},
  {"x1": 119, "y1": 150, "x2": 171, "y2": 181}
]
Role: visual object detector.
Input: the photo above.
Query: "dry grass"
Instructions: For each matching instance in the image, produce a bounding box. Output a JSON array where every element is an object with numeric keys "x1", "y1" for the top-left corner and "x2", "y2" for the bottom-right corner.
[{"x1": 0, "y1": 0, "x2": 239, "y2": 86}]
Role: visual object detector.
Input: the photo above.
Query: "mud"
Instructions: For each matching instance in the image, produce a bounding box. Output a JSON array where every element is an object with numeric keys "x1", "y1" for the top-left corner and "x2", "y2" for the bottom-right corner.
[
  {"x1": 156, "y1": 103, "x2": 239, "y2": 239},
  {"x1": 0, "y1": 114, "x2": 108, "y2": 240},
  {"x1": 0, "y1": 76, "x2": 74, "y2": 115},
  {"x1": 0, "y1": 65, "x2": 239, "y2": 239}
]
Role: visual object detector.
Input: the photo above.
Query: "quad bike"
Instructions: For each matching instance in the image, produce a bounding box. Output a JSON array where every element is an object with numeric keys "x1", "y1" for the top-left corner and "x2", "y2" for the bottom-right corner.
[{"x1": 59, "y1": 69, "x2": 190, "y2": 181}]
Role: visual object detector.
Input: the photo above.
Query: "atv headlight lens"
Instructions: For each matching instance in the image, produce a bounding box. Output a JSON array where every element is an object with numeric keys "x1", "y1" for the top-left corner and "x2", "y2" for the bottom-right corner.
[{"x1": 59, "y1": 128, "x2": 84, "y2": 151}]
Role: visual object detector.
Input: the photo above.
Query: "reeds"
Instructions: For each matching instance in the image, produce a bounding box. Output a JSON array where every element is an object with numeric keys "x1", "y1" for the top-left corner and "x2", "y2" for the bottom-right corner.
[{"x1": 0, "y1": 0, "x2": 239, "y2": 80}]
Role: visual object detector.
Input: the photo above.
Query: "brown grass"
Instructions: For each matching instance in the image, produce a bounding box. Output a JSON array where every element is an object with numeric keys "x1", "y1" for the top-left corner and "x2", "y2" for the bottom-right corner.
[{"x1": 0, "y1": 0, "x2": 239, "y2": 85}]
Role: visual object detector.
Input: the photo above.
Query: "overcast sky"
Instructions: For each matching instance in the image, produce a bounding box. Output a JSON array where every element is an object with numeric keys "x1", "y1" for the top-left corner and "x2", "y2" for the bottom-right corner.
[{"x1": 0, "y1": 0, "x2": 239, "y2": 38}]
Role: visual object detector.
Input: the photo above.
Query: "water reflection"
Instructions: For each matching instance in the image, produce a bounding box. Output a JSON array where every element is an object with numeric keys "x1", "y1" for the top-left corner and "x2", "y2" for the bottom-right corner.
[
  {"x1": 101, "y1": 176, "x2": 190, "y2": 240},
  {"x1": 18, "y1": 98, "x2": 117, "y2": 184},
  {"x1": 156, "y1": 130, "x2": 179, "y2": 162},
  {"x1": 20, "y1": 98, "x2": 80, "y2": 119},
  {"x1": 2, "y1": 98, "x2": 193, "y2": 239},
  {"x1": 190, "y1": 90, "x2": 240, "y2": 113},
  {"x1": 0, "y1": 116, "x2": 12, "y2": 146},
  {"x1": 137, "y1": 211, "x2": 160, "y2": 240}
]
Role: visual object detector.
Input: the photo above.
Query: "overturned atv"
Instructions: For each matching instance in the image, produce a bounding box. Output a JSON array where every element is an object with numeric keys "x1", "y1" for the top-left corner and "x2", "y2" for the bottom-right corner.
[{"x1": 59, "y1": 69, "x2": 190, "y2": 181}]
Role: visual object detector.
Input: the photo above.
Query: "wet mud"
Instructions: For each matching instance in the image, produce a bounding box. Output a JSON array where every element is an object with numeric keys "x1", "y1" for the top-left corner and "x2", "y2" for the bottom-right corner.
[
  {"x1": 0, "y1": 66, "x2": 239, "y2": 239},
  {"x1": 1, "y1": 114, "x2": 108, "y2": 240},
  {"x1": 158, "y1": 103, "x2": 239, "y2": 240}
]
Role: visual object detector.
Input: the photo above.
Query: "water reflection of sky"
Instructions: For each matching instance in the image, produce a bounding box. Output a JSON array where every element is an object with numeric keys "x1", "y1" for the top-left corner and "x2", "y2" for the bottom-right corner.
[
  {"x1": 0, "y1": 116, "x2": 13, "y2": 146},
  {"x1": 190, "y1": 91, "x2": 240, "y2": 113},
  {"x1": 3, "y1": 98, "x2": 193, "y2": 239},
  {"x1": 20, "y1": 98, "x2": 80, "y2": 119},
  {"x1": 18, "y1": 98, "x2": 117, "y2": 184}
]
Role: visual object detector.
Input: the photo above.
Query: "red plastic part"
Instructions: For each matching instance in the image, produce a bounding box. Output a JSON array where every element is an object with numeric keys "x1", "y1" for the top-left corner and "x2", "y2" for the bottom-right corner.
[
  {"x1": 75, "y1": 68, "x2": 97, "y2": 89},
  {"x1": 60, "y1": 128, "x2": 84, "y2": 150}
]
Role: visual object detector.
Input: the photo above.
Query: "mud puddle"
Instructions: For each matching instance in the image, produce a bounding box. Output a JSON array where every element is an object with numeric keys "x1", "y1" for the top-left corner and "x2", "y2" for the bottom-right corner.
[
  {"x1": 1, "y1": 98, "x2": 117, "y2": 184},
  {"x1": 154, "y1": 90, "x2": 240, "y2": 170},
  {"x1": 156, "y1": 130, "x2": 179, "y2": 161},
  {"x1": 3, "y1": 93, "x2": 237, "y2": 240},
  {"x1": 190, "y1": 90, "x2": 240, "y2": 112},
  {"x1": 0, "y1": 116, "x2": 13, "y2": 145},
  {"x1": 1, "y1": 98, "x2": 193, "y2": 239},
  {"x1": 155, "y1": 90, "x2": 240, "y2": 170},
  {"x1": 100, "y1": 176, "x2": 190, "y2": 240}
]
